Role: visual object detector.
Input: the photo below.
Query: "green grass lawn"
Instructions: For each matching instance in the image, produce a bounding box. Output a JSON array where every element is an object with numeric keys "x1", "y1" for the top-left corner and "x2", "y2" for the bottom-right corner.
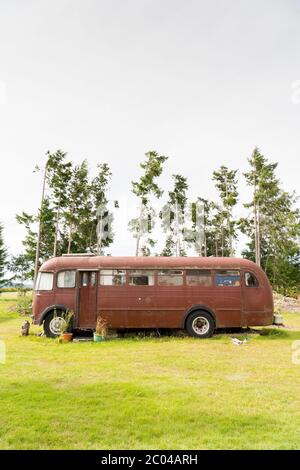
[{"x1": 1, "y1": 295, "x2": 300, "y2": 450}]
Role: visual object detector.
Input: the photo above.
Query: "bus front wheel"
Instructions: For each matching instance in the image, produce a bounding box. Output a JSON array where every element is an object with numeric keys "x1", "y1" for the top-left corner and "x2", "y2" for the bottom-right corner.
[
  {"x1": 185, "y1": 311, "x2": 215, "y2": 338},
  {"x1": 43, "y1": 311, "x2": 68, "y2": 338}
]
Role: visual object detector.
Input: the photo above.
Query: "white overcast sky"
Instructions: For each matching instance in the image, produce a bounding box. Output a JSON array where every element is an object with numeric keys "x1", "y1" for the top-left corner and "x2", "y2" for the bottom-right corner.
[{"x1": 0, "y1": 0, "x2": 299, "y2": 256}]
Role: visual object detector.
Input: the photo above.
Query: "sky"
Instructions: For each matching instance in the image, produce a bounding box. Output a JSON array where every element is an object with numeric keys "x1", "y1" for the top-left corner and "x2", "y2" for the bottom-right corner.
[{"x1": 0, "y1": 0, "x2": 299, "y2": 257}]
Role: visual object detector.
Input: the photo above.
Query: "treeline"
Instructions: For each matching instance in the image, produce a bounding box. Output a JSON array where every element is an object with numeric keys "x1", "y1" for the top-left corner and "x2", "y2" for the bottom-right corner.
[{"x1": 0, "y1": 148, "x2": 299, "y2": 296}]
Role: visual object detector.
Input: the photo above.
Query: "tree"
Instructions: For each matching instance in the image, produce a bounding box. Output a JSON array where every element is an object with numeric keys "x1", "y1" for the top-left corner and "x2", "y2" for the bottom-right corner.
[
  {"x1": 212, "y1": 166, "x2": 238, "y2": 256},
  {"x1": 46, "y1": 150, "x2": 73, "y2": 257},
  {"x1": 240, "y1": 148, "x2": 300, "y2": 295},
  {"x1": 161, "y1": 174, "x2": 188, "y2": 256},
  {"x1": 64, "y1": 160, "x2": 91, "y2": 254},
  {"x1": 0, "y1": 223, "x2": 8, "y2": 287},
  {"x1": 8, "y1": 254, "x2": 31, "y2": 287},
  {"x1": 91, "y1": 163, "x2": 115, "y2": 255},
  {"x1": 188, "y1": 198, "x2": 225, "y2": 257},
  {"x1": 16, "y1": 197, "x2": 56, "y2": 278},
  {"x1": 129, "y1": 151, "x2": 168, "y2": 256}
]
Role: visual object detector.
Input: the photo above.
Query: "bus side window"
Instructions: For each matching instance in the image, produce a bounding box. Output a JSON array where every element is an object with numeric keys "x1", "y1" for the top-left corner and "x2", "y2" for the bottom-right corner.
[
  {"x1": 35, "y1": 272, "x2": 54, "y2": 291},
  {"x1": 215, "y1": 270, "x2": 240, "y2": 287},
  {"x1": 128, "y1": 270, "x2": 155, "y2": 286},
  {"x1": 245, "y1": 272, "x2": 259, "y2": 287},
  {"x1": 57, "y1": 270, "x2": 76, "y2": 288},
  {"x1": 157, "y1": 270, "x2": 183, "y2": 286},
  {"x1": 186, "y1": 270, "x2": 212, "y2": 286},
  {"x1": 100, "y1": 270, "x2": 126, "y2": 286}
]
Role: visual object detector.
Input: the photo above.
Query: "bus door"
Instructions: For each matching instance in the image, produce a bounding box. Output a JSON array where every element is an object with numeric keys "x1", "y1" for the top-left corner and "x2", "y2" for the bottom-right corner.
[
  {"x1": 242, "y1": 270, "x2": 265, "y2": 325},
  {"x1": 78, "y1": 271, "x2": 98, "y2": 327}
]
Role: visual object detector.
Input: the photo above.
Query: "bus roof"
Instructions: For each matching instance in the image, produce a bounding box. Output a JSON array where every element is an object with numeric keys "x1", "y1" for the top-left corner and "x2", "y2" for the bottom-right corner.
[{"x1": 39, "y1": 256, "x2": 259, "y2": 272}]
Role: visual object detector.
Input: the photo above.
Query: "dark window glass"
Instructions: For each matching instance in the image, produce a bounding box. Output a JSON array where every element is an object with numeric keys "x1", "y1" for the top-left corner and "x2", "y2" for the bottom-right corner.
[
  {"x1": 157, "y1": 270, "x2": 183, "y2": 286},
  {"x1": 215, "y1": 270, "x2": 240, "y2": 287},
  {"x1": 128, "y1": 270, "x2": 155, "y2": 286},
  {"x1": 81, "y1": 272, "x2": 89, "y2": 287},
  {"x1": 186, "y1": 270, "x2": 212, "y2": 286},
  {"x1": 245, "y1": 272, "x2": 259, "y2": 287}
]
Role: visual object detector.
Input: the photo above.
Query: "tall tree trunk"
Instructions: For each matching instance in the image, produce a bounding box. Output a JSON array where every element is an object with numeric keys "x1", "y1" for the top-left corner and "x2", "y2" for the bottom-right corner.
[
  {"x1": 175, "y1": 201, "x2": 180, "y2": 256},
  {"x1": 221, "y1": 226, "x2": 224, "y2": 257},
  {"x1": 256, "y1": 201, "x2": 261, "y2": 267},
  {"x1": 254, "y1": 178, "x2": 261, "y2": 266},
  {"x1": 135, "y1": 201, "x2": 143, "y2": 256},
  {"x1": 67, "y1": 225, "x2": 72, "y2": 254},
  {"x1": 215, "y1": 239, "x2": 218, "y2": 257},
  {"x1": 34, "y1": 163, "x2": 47, "y2": 285},
  {"x1": 97, "y1": 214, "x2": 103, "y2": 255},
  {"x1": 53, "y1": 205, "x2": 60, "y2": 257}
]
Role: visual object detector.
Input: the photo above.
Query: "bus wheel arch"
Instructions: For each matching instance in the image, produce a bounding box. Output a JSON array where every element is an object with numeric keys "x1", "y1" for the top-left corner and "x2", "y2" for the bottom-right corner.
[
  {"x1": 41, "y1": 306, "x2": 71, "y2": 338},
  {"x1": 184, "y1": 307, "x2": 216, "y2": 338}
]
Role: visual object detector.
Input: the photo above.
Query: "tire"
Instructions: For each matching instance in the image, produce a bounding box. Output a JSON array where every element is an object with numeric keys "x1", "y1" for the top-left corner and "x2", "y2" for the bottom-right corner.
[
  {"x1": 43, "y1": 310, "x2": 70, "y2": 338},
  {"x1": 185, "y1": 311, "x2": 215, "y2": 338}
]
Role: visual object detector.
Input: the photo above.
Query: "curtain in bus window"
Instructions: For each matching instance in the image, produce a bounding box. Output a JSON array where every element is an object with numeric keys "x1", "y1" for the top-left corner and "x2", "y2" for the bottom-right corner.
[
  {"x1": 128, "y1": 270, "x2": 155, "y2": 286},
  {"x1": 36, "y1": 272, "x2": 54, "y2": 290},
  {"x1": 157, "y1": 270, "x2": 183, "y2": 286},
  {"x1": 186, "y1": 270, "x2": 212, "y2": 286},
  {"x1": 57, "y1": 270, "x2": 76, "y2": 288},
  {"x1": 215, "y1": 270, "x2": 240, "y2": 287}
]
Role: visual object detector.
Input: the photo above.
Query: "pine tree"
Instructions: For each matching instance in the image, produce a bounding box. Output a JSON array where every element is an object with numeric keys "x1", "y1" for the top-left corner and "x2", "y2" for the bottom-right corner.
[
  {"x1": 46, "y1": 150, "x2": 73, "y2": 257},
  {"x1": 212, "y1": 166, "x2": 238, "y2": 256},
  {"x1": 91, "y1": 163, "x2": 116, "y2": 254},
  {"x1": 161, "y1": 174, "x2": 188, "y2": 256},
  {"x1": 129, "y1": 151, "x2": 168, "y2": 256},
  {"x1": 8, "y1": 254, "x2": 31, "y2": 287},
  {"x1": 240, "y1": 147, "x2": 300, "y2": 295},
  {"x1": 16, "y1": 197, "x2": 56, "y2": 277},
  {"x1": 188, "y1": 198, "x2": 224, "y2": 257},
  {"x1": 64, "y1": 160, "x2": 91, "y2": 254}
]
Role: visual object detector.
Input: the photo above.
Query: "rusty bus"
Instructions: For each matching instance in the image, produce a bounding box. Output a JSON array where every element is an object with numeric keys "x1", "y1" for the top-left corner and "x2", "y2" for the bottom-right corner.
[{"x1": 32, "y1": 255, "x2": 274, "y2": 338}]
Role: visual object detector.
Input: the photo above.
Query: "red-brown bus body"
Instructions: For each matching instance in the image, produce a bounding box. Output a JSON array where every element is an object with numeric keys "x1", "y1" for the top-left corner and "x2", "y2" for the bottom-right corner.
[{"x1": 32, "y1": 256, "x2": 274, "y2": 338}]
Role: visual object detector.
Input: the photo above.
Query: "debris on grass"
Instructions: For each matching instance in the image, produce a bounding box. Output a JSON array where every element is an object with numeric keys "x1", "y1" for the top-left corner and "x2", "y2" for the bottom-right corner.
[{"x1": 231, "y1": 337, "x2": 248, "y2": 345}]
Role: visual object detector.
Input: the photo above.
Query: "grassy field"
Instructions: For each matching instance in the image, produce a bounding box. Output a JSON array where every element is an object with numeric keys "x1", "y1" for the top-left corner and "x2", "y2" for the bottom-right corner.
[{"x1": 1, "y1": 295, "x2": 300, "y2": 450}]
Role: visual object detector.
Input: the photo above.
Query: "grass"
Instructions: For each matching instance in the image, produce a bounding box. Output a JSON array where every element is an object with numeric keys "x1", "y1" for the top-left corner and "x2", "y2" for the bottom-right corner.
[{"x1": 1, "y1": 295, "x2": 300, "y2": 450}]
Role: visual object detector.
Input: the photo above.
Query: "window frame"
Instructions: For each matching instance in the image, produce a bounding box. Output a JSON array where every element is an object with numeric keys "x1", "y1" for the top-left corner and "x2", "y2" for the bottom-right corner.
[
  {"x1": 35, "y1": 272, "x2": 54, "y2": 291},
  {"x1": 99, "y1": 269, "x2": 127, "y2": 286},
  {"x1": 57, "y1": 270, "x2": 77, "y2": 289},
  {"x1": 128, "y1": 269, "x2": 155, "y2": 286},
  {"x1": 244, "y1": 271, "x2": 259, "y2": 288},
  {"x1": 186, "y1": 269, "x2": 212, "y2": 287},
  {"x1": 157, "y1": 269, "x2": 184, "y2": 287},
  {"x1": 214, "y1": 269, "x2": 241, "y2": 287}
]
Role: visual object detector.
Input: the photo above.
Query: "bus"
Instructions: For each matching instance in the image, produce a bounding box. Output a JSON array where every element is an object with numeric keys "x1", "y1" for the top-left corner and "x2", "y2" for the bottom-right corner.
[{"x1": 32, "y1": 255, "x2": 274, "y2": 338}]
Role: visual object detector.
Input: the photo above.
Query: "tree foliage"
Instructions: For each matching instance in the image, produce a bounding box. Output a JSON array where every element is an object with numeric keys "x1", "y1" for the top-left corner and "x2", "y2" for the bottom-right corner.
[
  {"x1": 129, "y1": 151, "x2": 168, "y2": 256},
  {"x1": 161, "y1": 174, "x2": 188, "y2": 256},
  {"x1": 239, "y1": 148, "x2": 300, "y2": 295},
  {"x1": 16, "y1": 150, "x2": 115, "y2": 275}
]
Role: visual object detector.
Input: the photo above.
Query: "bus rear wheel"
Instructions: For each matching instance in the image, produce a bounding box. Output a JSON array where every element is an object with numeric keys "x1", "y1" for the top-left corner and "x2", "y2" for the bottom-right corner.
[
  {"x1": 186, "y1": 311, "x2": 215, "y2": 338},
  {"x1": 43, "y1": 311, "x2": 68, "y2": 338}
]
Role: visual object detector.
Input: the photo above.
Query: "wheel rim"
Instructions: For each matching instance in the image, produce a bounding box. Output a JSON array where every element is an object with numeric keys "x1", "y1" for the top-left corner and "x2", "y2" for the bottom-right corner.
[
  {"x1": 49, "y1": 316, "x2": 67, "y2": 335},
  {"x1": 192, "y1": 316, "x2": 210, "y2": 335}
]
